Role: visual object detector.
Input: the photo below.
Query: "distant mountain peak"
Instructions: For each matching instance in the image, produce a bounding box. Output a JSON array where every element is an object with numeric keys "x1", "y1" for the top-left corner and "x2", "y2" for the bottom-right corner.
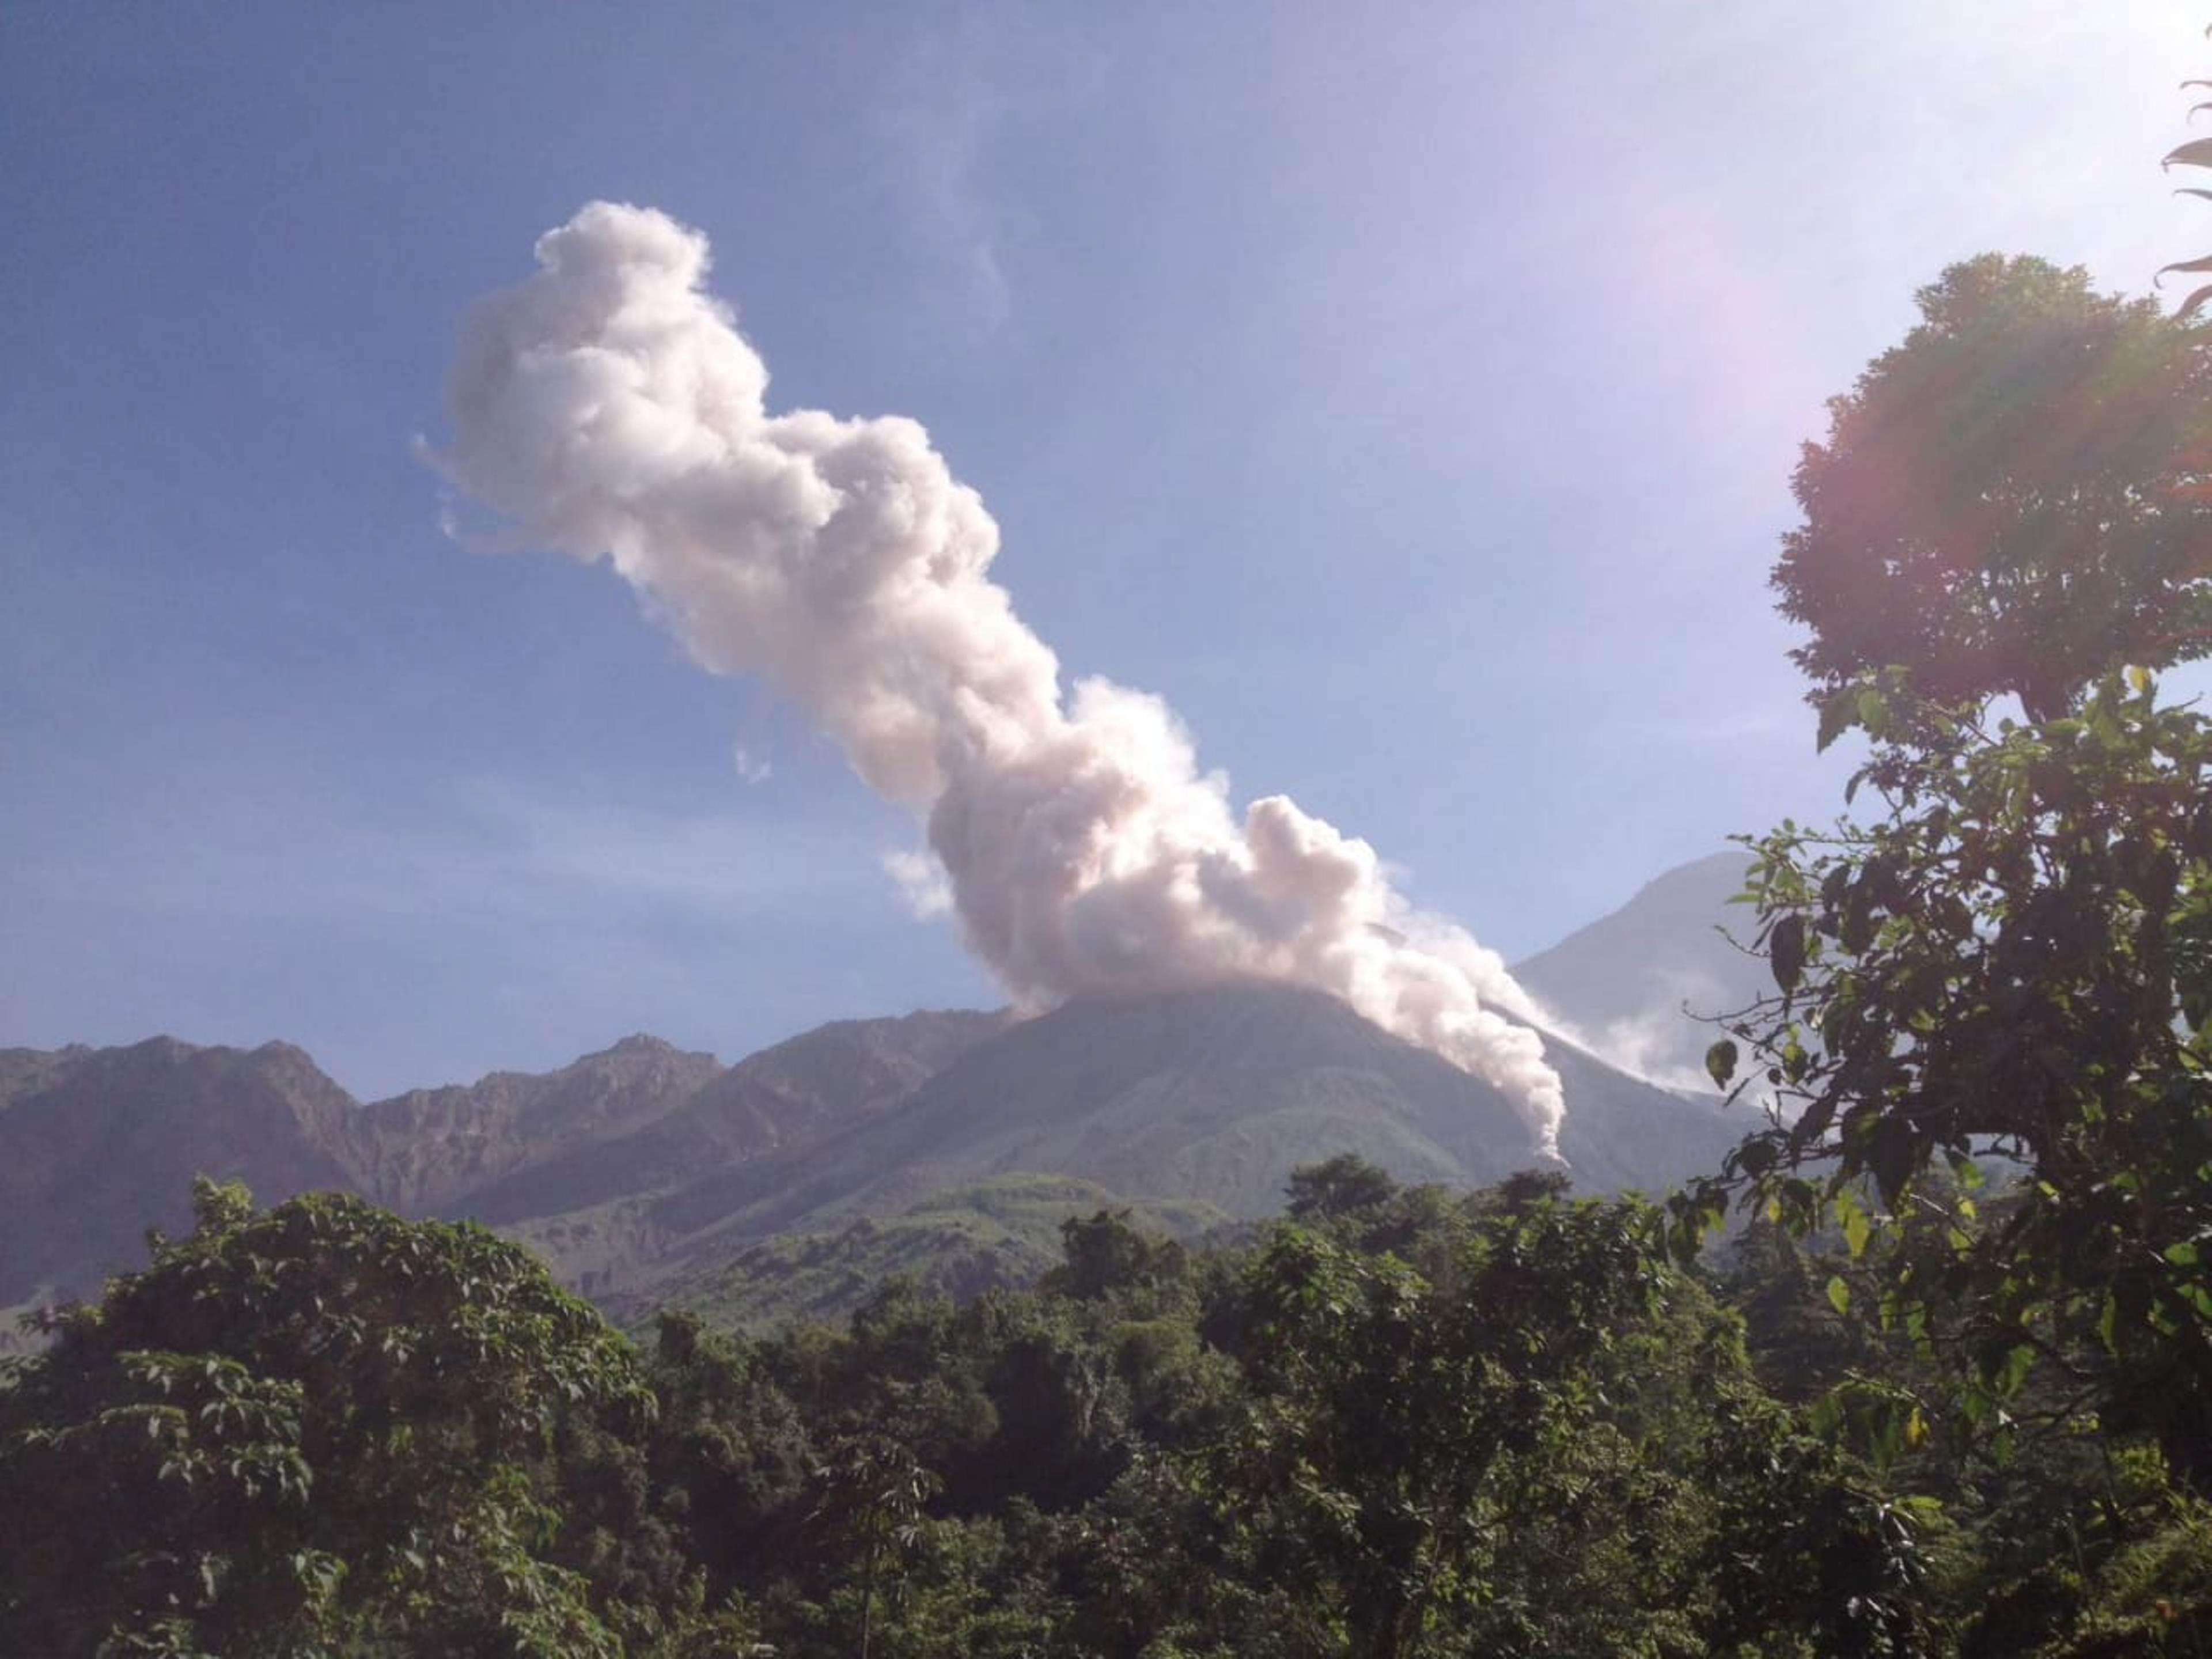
[
  {"x1": 127, "y1": 1034, "x2": 203, "y2": 1061},
  {"x1": 1513, "y1": 848, "x2": 1765, "y2": 1088},
  {"x1": 251, "y1": 1039, "x2": 320, "y2": 1066},
  {"x1": 1631, "y1": 848, "x2": 1751, "y2": 901}
]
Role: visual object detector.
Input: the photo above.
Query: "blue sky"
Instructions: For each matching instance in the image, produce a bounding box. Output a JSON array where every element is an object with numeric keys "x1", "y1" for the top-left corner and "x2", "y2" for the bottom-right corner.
[{"x1": 0, "y1": 2, "x2": 2196, "y2": 1096}]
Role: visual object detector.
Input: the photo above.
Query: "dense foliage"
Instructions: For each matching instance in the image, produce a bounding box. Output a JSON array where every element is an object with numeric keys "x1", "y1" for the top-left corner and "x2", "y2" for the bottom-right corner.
[
  {"x1": 1699, "y1": 672, "x2": 2212, "y2": 1476},
  {"x1": 0, "y1": 1181, "x2": 651, "y2": 1656},
  {"x1": 1692, "y1": 233, "x2": 2212, "y2": 1652},
  {"x1": 6, "y1": 1161, "x2": 2208, "y2": 1656},
  {"x1": 1771, "y1": 255, "x2": 2212, "y2": 721}
]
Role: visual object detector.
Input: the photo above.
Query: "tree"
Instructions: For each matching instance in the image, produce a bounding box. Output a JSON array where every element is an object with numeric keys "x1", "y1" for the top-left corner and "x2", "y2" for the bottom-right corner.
[
  {"x1": 808, "y1": 1429, "x2": 943, "y2": 1659},
  {"x1": 1195, "y1": 1195, "x2": 1931, "y2": 1657},
  {"x1": 1771, "y1": 255, "x2": 2212, "y2": 722},
  {"x1": 1044, "y1": 1209, "x2": 1187, "y2": 1302},
  {"x1": 1695, "y1": 673, "x2": 2212, "y2": 1487},
  {"x1": 1283, "y1": 1153, "x2": 1399, "y2": 1222},
  {"x1": 0, "y1": 1180, "x2": 651, "y2": 1656}
]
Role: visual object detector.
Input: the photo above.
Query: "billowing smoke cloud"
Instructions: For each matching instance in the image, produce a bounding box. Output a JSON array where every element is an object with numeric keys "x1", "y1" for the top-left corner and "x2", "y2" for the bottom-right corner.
[{"x1": 438, "y1": 202, "x2": 1567, "y2": 1156}]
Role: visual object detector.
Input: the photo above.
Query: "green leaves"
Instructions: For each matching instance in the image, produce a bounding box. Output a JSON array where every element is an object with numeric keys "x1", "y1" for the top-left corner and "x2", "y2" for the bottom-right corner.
[
  {"x1": 0, "y1": 1186, "x2": 645, "y2": 1656},
  {"x1": 1704, "y1": 1039, "x2": 1738, "y2": 1088},
  {"x1": 1719, "y1": 653, "x2": 2212, "y2": 1503},
  {"x1": 1817, "y1": 687, "x2": 1859, "y2": 752},
  {"x1": 1835, "y1": 1190, "x2": 1873, "y2": 1260},
  {"x1": 1772, "y1": 256, "x2": 2212, "y2": 718},
  {"x1": 1767, "y1": 914, "x2": 1806, "y2": 995}
]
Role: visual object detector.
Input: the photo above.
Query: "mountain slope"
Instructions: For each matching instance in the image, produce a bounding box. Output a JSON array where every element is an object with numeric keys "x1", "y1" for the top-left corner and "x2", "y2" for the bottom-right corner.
[
  {"x1": 0, "y1": 1037, "x2": 361, "y2": 1304},
  {"x1": 459, "y1": 1010, "x2": 1006, "y2": 1228},
  {"x1": 348, "y1": 1034, "x2": 725, "y2": 1214},
  {"x1": 1513, "y1": 850, "x2": 1766, "y2": 1085},
  {"x1": 630, "y1": 982, "x2": 1747, "y2": 1302},
  {"x1": 2, "y1": 907, "x2": 1755, "y2": 1320},
  {"x1": 0, "y1": 1012, "x2": 1018, "y2": 1310},
  {"x1": 650, "y1": 1175, "x2": 1233, "y2": 1334}
]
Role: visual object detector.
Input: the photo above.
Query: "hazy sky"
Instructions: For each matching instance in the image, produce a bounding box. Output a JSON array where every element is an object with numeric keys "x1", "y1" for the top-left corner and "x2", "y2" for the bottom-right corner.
[{"x1": 1, "y1": 2, "x2": 2196, "y2": 1096}]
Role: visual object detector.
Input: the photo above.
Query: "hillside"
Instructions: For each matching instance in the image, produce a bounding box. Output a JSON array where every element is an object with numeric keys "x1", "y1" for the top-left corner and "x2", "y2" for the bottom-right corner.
[
  {"x1": 460, "y1": 1010, "x2": 1009, "y2": 1229},
  {"x1": 0, "y1": 1012, "x2": 1007, "y2": 1309},
  {"x1": 646, "y1": 1173, "x2": 1234, "y2": 1334},
  {"x1": 0, "y1": 1037, "x2": 359, "y2": 1306},
  {"x1": 620, "y1": 981, "x2": 1745, "y2": 1309},
  {"x1": 0, "y1": 857, "x2": 1756, "y2": 1321},
  {"x1": 1512, "y1": 849, "x2": 1767, "y2": 1085}
]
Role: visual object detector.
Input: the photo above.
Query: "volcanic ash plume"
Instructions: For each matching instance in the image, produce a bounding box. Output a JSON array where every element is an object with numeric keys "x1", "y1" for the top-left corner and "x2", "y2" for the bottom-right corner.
[{"x1": 438, "y1": 202, "x2": 1567, "y2": 1156}]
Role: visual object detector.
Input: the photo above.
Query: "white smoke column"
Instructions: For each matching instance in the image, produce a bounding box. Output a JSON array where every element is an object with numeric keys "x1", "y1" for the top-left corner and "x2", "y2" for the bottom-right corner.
[{"x1": 438, "y1": 202, "x2": 1567, "y2": 1156}]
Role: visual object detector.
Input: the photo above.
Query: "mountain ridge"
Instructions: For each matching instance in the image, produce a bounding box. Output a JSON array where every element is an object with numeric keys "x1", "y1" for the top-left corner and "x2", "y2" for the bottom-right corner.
[{"x1": 2, "y1": 857, "x2": 1754, "y2": 1325}]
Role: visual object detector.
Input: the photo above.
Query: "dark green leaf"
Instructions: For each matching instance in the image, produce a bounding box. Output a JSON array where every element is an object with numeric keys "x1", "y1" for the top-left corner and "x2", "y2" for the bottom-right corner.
[
  {"x1": 1704, "y1": 1039, "x2": 1738, "y2": 1088},
  {"x1": 1769, "y1": 914, "x2": 1806, "y2": 994}
]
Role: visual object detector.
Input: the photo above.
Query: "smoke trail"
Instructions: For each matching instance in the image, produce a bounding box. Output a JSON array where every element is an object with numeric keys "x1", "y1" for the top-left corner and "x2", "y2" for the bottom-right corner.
[{"x1": 438, "y1": 202, "x2": 1567, "y2": 1155}]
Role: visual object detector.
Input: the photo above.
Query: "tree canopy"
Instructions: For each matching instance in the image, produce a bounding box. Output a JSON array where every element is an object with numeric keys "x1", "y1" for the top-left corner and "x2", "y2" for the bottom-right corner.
[
  {"x1": 12, "y1": 1143, "x2": 2212, "y2": 1654},
  {"x1": 1772, "y1": 255, "x2": 2212, "y2": 721},
  {"x1": 1698, "y1": 672, "x2": 2212, "y2": 1478},
  {"x1": 1650, "y1": 192, "x2": 2212, "y2": 1648},
  {"x1": 1673, "y1": 224, "x2": 2212, "y2": 1658},
  {"x1": 0, "y1": 1180, "x2": 650, "y2": 1657}
]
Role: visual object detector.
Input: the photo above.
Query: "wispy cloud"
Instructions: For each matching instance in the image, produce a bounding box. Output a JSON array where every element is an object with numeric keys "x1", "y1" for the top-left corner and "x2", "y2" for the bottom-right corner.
[
  {"x1": 876, "y1": 15, "x2": 1015, "y2": 340},
  {"x1": 872, "y1": 5, "x2": 1108, "y2": 345},
  {"x1": 730, "y1": 741, "x2": 772, "y2": 786}
]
